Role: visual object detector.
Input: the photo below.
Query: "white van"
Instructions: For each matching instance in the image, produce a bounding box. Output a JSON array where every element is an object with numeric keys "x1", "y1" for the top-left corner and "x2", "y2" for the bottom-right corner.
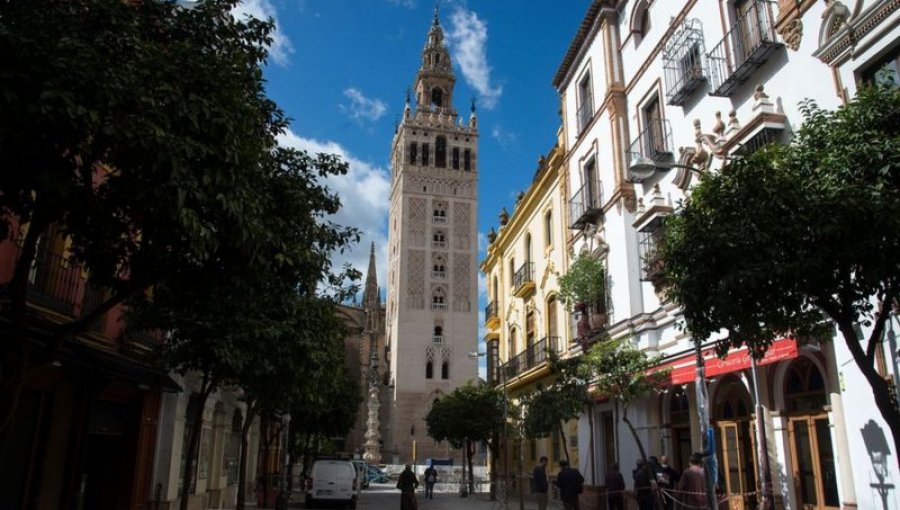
[{"x1": 306, "y1": 459, "x2": 358, "y2": 508}]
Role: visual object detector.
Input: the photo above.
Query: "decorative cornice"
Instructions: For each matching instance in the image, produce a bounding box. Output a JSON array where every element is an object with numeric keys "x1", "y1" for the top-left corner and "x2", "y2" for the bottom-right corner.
[{"x1": 814, "y1": 0, "x2": 900, "y2": 65}]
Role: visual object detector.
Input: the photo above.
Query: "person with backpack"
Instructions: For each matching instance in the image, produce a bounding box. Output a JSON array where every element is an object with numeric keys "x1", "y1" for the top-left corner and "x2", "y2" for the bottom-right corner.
[{"x1": 423, "y1": 463, "x2": 438, "y2": 499}]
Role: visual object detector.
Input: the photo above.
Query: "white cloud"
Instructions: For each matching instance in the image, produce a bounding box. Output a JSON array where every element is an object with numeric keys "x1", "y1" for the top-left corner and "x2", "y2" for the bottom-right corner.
[
  {"x1": 340, "y1": 88, "x2": 388, "y2": 123},
  {"x1": 277, "y1": 130, "x2": 391, "y2": 299},
  {"x1": 491, "y1": 125, "x2": 517, "y2": 148},
  {"x1": 387, "y1": 0, "x2": 416, "y2": 7},
  {"x1": 446, "y1": 6, "x2": 503, "y2": 109},
  {"x1": 232, "y1": 0, "x2": 295, "y2": 66},
  {"x1": 477, "y1": 272, "x2": 487, "y2": 300},
  {"x1": 477, "y1": 231, "x2": 487, "y2": 252}
]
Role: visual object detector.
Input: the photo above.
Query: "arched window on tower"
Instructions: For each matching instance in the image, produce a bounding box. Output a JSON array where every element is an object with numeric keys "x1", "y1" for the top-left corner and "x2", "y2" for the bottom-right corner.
[
  {"x1": 426, "y1": 360, "x2": 434, "y2": 379},
  {"x1": 441, "y1": 361, "x2": 449, "y2": 379},
  {"x1": 409, "y1": 142, "x2": 418, "y2": 165},
  {"x1": 435, "y1": 136, "x2": 447, "y2": 168},
  {"x1": 422, "y1": 143, "x2": 430, "y2": 166},
  {"x1": 464, "y1": 149, "x2": 471, "y2": 171},
  {"x1": 452, "y1": 147, "x2": 460, "y2": 170},
  {"x1": 431, "y1": 87, "x2": 444, "y2": 109}
]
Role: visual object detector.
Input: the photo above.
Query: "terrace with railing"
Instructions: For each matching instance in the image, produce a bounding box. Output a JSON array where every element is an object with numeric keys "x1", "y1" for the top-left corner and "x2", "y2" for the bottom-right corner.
[
  {"x1": 512, "y1": 262, "x2": 535, "y2": 298},
  {"x1": 627, "y1": 118, "x2": 674, "y2": 169},
  {"x1": 484, "y1": 300, "x2": 499, "y2": 329}
]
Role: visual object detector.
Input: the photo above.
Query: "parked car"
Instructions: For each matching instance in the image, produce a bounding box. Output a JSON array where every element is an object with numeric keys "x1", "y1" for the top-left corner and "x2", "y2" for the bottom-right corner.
[
  {"x1": 353, "y1": 460, "x2": 390, "y2": 486},
  {"x1": 306, "y1": 459, "x2": 358, "y2": 509}
]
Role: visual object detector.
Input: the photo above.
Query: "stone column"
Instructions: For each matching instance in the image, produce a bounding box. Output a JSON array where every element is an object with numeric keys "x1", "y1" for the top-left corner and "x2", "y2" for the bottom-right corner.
[{"x1": 823, "y1": 343, "x2": 857, "y2": 508}]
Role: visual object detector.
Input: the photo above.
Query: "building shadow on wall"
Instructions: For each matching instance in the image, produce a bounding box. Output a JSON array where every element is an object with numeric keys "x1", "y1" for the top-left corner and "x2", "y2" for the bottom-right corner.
[{"x1": 862, "y1": 419, "x2": 894, "y2": 510}]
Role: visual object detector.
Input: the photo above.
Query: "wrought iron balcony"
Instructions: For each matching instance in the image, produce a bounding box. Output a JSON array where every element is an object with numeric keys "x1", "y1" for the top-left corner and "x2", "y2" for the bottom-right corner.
[
  {"x1": 484, "y1": 300, "x2": 499, "y2": 329},
  {"x1": 569, "y1": 181, "x2": 604, "y2": 230},
  {"x1": 627, "y1": 118, "x2": 673, "y2": 169},
  {"x1": 431, "y1": 301, "x2": 447, "y2": 311},
  {"x1": 499, "y1": 336, "x2": 559, "y2": 382},
  {"x1": 708, "y1": 0, "x2": 783, "y2": 97},
  {"x1": 663, "y1": 18, "x2": 707, "y2": 106},
  {"x1": 432, "y1": 335, "x2": 444, "y2": 344},
  {"x1": 9, "y1": 247, "x2": 83, "y2": 317},
  {"x1": 432, "y1": 215, "x2": 447, "y2": 224},
  {"x1": 512, "y1": 262, "x2": 535, "y2": 298},
  {"x1": 432, "y1": 270, "x2": 446, "y2": 279},
  {"x1": 576, "y1": 98, "x2": 594, "y2": 134}
]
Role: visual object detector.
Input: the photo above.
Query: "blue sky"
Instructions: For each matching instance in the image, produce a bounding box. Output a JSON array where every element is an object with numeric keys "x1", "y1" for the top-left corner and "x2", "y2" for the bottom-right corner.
[{"x1": 235, "y1": 0, "x2": 591, "y2": 374}]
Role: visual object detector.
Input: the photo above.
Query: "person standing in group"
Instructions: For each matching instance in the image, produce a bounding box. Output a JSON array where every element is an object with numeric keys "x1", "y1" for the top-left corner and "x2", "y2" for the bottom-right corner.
[
  {"x1": 553, "y1": 459, "x2": 584, "y2": 510},
  {"x1": 633, "y1": 459, "x2": 655, "y2": 510},
  {"x1": 604, "y1": 462, "x2": 626, "y2": 510},
  {"x1": 397, "y1": 464, "x2": 419, "y2": 510},
  {"x1": 531, "y1": 456, "x2": 549, "y2": 510},
  {"x1": 423, "y1": 462, "x2": 438, "y2": 499},
  {"x1": 657, "y1": 455, "x2": 681, "y2": 510},
  {"x1": 677, "y1": 452, "x2": 707, "y2": 510}
]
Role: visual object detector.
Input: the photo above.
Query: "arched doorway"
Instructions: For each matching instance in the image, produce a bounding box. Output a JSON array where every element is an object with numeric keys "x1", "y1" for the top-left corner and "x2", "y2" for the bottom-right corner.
[
  {"x1": 712, "y1": 376, "x2": 757, "y2": 510},
  {"x1": 783, "y1": 357, "x2": 839, "y2": 510}
]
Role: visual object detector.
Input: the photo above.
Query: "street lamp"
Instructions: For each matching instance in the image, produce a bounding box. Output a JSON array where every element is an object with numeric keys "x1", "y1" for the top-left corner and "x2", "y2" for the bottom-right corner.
[{"x1": 627, "y1": 156, "x2": 704, "y2": 184}]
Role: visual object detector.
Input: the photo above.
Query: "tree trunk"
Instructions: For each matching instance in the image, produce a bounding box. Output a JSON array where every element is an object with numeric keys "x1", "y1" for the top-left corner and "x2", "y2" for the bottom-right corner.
[
  {"x1": 558, "y1": 421, "x2": 570, "y2": 463},
  {"x1": 467, "y1": 440, "x2": 475, "y2": 494},
  {"x1": 489, "y1": 432, "x2": 498, "y2": 500},
  {"x1": 236, "y1": 404, "x2": 258, "y2": 510},
  {"x1": 180, "y1": 378, "x2": 215, "y2": 510},
  {"x1": 587, "y1": 403, "x2": 596, "y2": 485},
  {"x1": 621, "y1": 404, "x2": 647, "y2": 462},
  {"x1": 836, "y1": 317, "x2": 900, "y2": 471}
]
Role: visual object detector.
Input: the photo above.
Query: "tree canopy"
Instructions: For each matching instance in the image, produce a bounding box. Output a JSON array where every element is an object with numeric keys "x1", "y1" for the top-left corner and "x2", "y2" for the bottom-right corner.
[{"x1": 662, "y1": 83, "x2": 900, "y2": 466}]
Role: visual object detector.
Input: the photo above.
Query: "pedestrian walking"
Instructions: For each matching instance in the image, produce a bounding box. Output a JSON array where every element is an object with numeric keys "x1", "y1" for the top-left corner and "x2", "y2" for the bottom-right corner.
[
  {"x1": 531, "y1": 456, "x2": 549, "y2": 510},
  {"x1": 676, "y1": 453, "x2": 707, "y2": 510},
  {"x1": 424, "y1": 463, "x2": 438, "y2": 499},
  {"x1": 633, "y1": 459, "x2": 655, "y2": 510},
  {"x1": 397, "y1": 464, "x2": 419, "y2": 510},
  {"x1": 553, "y1": 459, "x2": 584, "y2": 510},
  {"x1": 604, "y1": 463, "x2": 626, "y2": 510}
]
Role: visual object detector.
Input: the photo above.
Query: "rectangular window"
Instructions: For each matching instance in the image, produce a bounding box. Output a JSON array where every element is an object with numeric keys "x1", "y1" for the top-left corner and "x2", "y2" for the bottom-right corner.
[
  {"x1": 860, "y1": 46, "x2": 900, "y2": 87},
  {"x1": 544, "y1": 211, "x2": 553, "y2": 247},
  {"x1": 409, "y1": 142, "x2": 418, "y2": 165},
  {"x1": 577, "y1": 73, "x2": 594, "y2": 133},
  {"x1": 422, "y1": 143, "x2": 430, "y2": 166},
  {"x1": 452, "y1": 147, "x2": 460, "y2": 170},
  {"x1": 463, "y1": 149, "x2": 471, "y2": 171}
]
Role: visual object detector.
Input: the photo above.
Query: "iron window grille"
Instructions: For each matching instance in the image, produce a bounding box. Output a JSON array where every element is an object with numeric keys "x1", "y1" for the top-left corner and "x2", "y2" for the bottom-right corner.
[
  {"x1": 628, "y1": 118, "x2": 674, "y2": 167},
  {"x1": 664, "y1": 18, "x2": 707, "y2": 106}
]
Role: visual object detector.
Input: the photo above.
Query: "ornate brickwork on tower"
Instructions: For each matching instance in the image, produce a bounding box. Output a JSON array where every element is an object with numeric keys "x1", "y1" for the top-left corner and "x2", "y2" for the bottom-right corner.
[{"x1": 384, "y1": 8, "x2": 479, "y2": 464}]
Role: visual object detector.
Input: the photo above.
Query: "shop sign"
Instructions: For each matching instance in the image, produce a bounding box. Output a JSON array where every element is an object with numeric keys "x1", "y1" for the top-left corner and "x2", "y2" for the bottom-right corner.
[{"x1": 658, "y1": 338, "x2": 799, "y2": 385}]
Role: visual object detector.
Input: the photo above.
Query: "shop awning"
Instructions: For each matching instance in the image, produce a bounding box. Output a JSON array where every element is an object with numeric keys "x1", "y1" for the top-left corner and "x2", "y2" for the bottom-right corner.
[{"x1": 654, "y1": 337, "x2": 799, "y2": 385}]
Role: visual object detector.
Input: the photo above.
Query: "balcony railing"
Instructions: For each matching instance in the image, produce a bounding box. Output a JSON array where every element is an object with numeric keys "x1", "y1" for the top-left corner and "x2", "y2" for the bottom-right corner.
[
  {"x1": 569, "y1": 181, "x2": 604, "y2": 230},
  {"x1": 24, "y1": 248, "x2": 82, "y2": 316},
  {"x1": 484, "y1": 300, "x2": 498, "y2": 324},
  {"x1": 708, "y1": 0, "x2": 783, "y2": 97},
  {"x1": 432, "y1": 335, "x2": 444, "y2": 344},
  {"x1": 512, "y1": 262, "x2": 535, "y2": 298},
  {"x1": 432, "y1": 270, "x2": 446, "y2": 279},
  {"x1": 432, "y1": 216, "x2": 447, "y2": 224},
  {"x1": 432, "y1": 240, "x2": 448, "y2": 249},
  {"x1": 576, "y1": 98, "x2": 594, "y2": 134},
  {"x1": 627, "y1": 118, "x2": 673, "y2": 169},
  {"x1": 431, "y1": 301, "x2": 447, "y2": 311},
  {"x1": 499, "y1": 336, "x2": 560, "y2": 382}
]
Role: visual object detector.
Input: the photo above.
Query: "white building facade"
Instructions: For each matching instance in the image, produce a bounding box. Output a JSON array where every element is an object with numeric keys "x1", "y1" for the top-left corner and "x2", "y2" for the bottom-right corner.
[
  {"x1": 385, "y1": 11, "x2": 479, "y2": 464},
  {"x1": 553, "y1": 1, "x2": 900, "y2": 509}
]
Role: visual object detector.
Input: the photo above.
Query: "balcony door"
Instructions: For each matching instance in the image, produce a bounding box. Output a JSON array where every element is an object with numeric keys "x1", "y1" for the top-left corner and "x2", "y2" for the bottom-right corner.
[
  {"x1": 734, "y1": 0, "x2": 764, "y2": 63},
  {"x1": 642, "y1": 97, "x2": 664, "y2": 158}
]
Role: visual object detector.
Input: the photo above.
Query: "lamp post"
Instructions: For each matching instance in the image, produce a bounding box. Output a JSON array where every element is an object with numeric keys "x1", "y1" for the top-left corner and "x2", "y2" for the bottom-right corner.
[{"x1": 629, "y1": 158, "x2": 718, "y2": 508}]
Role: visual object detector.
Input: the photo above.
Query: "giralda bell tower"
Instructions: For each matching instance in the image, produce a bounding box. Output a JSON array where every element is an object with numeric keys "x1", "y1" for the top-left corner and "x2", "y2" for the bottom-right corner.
[{"x1": 384, "y1": 8, "x2": 479, "y2": 463}]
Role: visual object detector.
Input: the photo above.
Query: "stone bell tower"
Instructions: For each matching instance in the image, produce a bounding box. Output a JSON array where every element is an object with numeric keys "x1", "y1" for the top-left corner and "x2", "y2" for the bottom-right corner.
[{"x1": 384, "y1": 6, "x2": 479, "y2": 464}]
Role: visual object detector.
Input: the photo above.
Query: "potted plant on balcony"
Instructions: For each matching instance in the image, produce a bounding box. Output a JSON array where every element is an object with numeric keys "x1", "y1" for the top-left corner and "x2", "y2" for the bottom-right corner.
[{"x1": 557, "y1": 255, "x2": 607, "y2": 344}]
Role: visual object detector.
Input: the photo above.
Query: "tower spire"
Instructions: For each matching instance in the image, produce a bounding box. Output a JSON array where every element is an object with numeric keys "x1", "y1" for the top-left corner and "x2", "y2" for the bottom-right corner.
[
  {"x1": 363, "y1": 242, "x2": 378, "y2": 307},
  {"x1": 433, "y1": 0, "x2": 440, "y2": 26}
]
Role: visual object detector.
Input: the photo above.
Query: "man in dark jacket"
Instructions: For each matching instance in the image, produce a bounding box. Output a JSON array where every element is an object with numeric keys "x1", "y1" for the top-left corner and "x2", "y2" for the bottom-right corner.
[
  {"x1": 423, "y1": 463, "x2": 438, "y2": 499},
  {"x1": 554, "y1": 459, "x2": 584, "y2": 510},
  {"x1": 604, "y1": 463, "x2": 626, "y2": 510},
  {"x1": 397, "y1": 464, "x2": 419, "y2": 510},
  {"x1": 633, "y1": 459, "x2": 654, "y2": 510},
  {"x1": 531, "y1": 456, "x2": 549, "y2": 510}
]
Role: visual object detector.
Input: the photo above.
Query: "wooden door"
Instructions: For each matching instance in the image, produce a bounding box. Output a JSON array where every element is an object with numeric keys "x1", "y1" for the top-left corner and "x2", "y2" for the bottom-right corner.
[
  {"x1": 788, "y1": 415, "x2": 840, "y2": 510},
  {"x1": 643, "y1": 97, "x2": 663, "y2": 157},
  {"x1": 734, "y1": 0, "x2": 762, "y2": 63},
  {"x1": 718, "y1": 422, "x2": 746, "y2": 510}
]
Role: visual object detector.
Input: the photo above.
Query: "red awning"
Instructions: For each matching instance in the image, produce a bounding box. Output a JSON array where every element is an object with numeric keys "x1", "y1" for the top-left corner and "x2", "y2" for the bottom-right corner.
[{"x1": 654, "y1": 338, "x2": 799, "y2": 385}]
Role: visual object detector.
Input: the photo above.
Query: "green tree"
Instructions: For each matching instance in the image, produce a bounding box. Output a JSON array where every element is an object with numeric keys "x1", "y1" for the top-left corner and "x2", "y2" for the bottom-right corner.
[
  {"x1": 581, "y1": 338, "x2": 669, "y2": 462},
  {"x1": 0, "y1": 0, "x2": 301, "y2": 434},
  {"x1": 661, "y1": 84, "x2": 900, "y2": 467},
  {"x1": 426, "y1": 382, "x2": 505, "y2": 493},
  {"x1": 557, "y1": 255, "x2": 608, "y2": 342},
  {"x1": 521, "y1": 354, "x2": 590, "y2": 464}
]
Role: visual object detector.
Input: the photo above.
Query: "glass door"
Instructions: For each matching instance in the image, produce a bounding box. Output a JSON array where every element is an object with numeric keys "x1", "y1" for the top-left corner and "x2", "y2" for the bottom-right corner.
[
  {"x1": 788, "y1": 415, "x2": 840, "y2": 510},
  {"x1": 718, "y1": 422, "x2": 746, "y2": 510}
]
